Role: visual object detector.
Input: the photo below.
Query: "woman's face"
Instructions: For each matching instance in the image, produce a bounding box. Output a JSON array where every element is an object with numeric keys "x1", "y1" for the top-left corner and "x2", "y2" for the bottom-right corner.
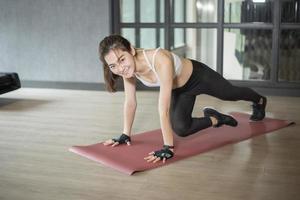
[{"x1": 104, "y1": 48, "x2": 135, "y2": 79}]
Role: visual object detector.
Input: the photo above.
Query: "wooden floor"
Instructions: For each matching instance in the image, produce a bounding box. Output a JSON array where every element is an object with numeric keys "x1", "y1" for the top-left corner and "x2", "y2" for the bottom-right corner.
[{"x1": 0, "y1": 88, "x2": 299, "y2": 200}]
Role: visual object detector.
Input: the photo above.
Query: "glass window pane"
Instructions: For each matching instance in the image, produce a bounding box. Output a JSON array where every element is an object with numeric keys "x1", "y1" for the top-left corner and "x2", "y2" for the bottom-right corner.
[
  {"x1": 174, "y1": 0, "x2": 184, "y2": 22},
  {"x1": 140, "y1": 28, "x2": 156, "y2": 48},
  {"x1": 279, "y1": 29, "x2": 300, "y2": 82},
  {"x1": 172, "y1": 28, "x2": 217, "y2": 70},
  {"x1": 140, "y1": 0, "x2": 156, "y2": 22},
  {"x1": 160, "y1": 28, "x2": 165, "y2": 48},
  {"x1": 121, "y1": 28, "x2": 136, "y2": 46},
  {"x1": 223, "y1": 29, "x2": 272, "y2": 81},
  {"x1": 281, "y1": 0, "x2": 300, "y2": 23},
  {"x1": 175, "y1": 0, "x2": 218, "y2": 23},
  {"x1": 224, "y1": 0, "x2": 273, "y2": 23},
  {"x1": 160, "y1": 0, "x2": 165, "y2": 22},
  {"x1": 120, "y1": 0, "x2": 135, "y2": 22},
  {"x1": 174, "y1": 28, "x2": 185, "y2": 48}
]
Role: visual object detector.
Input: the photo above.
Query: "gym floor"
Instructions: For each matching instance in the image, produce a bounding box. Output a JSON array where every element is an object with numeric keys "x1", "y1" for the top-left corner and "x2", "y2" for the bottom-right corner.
[{"x1": 0, "y1": 88, "x2": 299, "y2": 200}]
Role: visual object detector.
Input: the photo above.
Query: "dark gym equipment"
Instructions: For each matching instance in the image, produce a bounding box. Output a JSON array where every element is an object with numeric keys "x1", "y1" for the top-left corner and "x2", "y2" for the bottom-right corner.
[{"x1": 0, "y1": 73, "x2": 21, "y2": 95}]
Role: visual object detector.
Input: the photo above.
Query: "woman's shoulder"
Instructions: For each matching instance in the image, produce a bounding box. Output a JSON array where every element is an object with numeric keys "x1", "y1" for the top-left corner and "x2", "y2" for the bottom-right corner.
[
  {"x1": 156, "y1": 48, "x2": 173, "y2": 60},
  {"x1": 141, "y1": 47, "x2": 173, "y2": 66},
  {"x1": 142, "y1": 47, "x2": 169, "y2": 53},
  {"x1": 144, "y1": 47, "x2": 172, "y2": 57}
]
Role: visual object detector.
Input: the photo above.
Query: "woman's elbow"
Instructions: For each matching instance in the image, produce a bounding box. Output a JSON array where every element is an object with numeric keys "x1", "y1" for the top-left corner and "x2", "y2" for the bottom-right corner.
[{"x1": 158, "y1": 108, "x2": 170, "y2": 117}]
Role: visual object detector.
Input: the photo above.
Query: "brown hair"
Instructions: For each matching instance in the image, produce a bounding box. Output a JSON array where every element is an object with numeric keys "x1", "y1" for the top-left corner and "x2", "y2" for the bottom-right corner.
[{"x1": 99, "y1": 34, "x2": 132, "y2": 92}]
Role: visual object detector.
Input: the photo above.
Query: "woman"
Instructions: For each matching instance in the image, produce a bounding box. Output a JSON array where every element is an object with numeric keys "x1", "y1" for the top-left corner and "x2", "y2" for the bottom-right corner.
[{"x1": 98, "y1": 35, "x2": 267, "y2": 164}]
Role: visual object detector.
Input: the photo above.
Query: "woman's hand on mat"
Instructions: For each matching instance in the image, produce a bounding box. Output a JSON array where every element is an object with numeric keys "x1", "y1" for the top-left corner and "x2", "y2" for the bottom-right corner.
[
  {"x1": 144, "y1": 145, "x2": 174, "y2": 164},
  {"x1": 103, "y1": 133, "x2": 131, "y2": 147},
  {"x1": 103, "y1": 139, "x2": 128, "y2": 147},
  {"x1": 144, "y1": 153, "x2": 168, "y2": 164}
]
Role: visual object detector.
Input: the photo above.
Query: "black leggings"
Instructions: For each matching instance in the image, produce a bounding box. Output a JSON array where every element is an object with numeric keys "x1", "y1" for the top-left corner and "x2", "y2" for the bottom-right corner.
[{"x1": 170, "y1": 59, "x2": 263, "y2": 137}]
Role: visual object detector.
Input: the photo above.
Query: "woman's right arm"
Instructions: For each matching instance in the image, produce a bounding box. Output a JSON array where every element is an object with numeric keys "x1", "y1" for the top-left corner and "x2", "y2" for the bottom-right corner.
[
  {"x1": 122, "y1": 77, "x2": 137, "y2": 136},
  {"x1": 103, "y1": 77, "x2": 137, "y2": 146}
]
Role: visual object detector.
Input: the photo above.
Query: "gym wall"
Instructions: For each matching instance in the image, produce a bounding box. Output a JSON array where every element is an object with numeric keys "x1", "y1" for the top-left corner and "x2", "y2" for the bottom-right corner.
[{"x1": 0, "y1": 0, "x2": 110, "y2": 89}]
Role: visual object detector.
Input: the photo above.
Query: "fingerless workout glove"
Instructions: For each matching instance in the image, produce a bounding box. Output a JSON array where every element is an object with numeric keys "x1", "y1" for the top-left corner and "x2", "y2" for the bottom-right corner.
[
  {"x1": 153, "y1": 145, "x2": 174, "y2": 160},
  {"x1": 112, "y1": 133, "x2": 131, "y2": 144}
]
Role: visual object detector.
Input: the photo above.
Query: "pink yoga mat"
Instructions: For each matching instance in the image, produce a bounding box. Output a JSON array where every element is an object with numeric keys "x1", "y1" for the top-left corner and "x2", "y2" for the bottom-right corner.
[{"x1": 69, "y1": 112, "x2": 294, "y2": 175}]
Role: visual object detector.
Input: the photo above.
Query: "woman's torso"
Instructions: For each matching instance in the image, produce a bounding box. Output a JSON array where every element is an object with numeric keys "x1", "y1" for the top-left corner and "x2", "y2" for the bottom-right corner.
[{"x1": 134, "y1": 48, "x2": 193, "y2": 89}]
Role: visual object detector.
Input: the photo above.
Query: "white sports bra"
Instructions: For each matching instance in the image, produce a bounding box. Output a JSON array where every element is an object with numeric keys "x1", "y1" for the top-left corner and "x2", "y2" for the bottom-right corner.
[{"x1": 134, "y1": 47, "x2": 183, "y2": 87}]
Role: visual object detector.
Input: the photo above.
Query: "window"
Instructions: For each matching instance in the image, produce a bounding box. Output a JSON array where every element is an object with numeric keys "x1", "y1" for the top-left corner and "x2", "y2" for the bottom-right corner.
[
  {"x1": 173, "y1": 28, "x2": 217, "y2": 70},
  {"x1": 112, "y1": 0, "x2": 300, "y2": 88},
  {"x1": 281, "y1": 0, "x2": 300, "y2": 23},
  {"x1": 224, "y1": 0, "x2": 273, "y2": 23},
  {"x1": 115, "y1": 0, "x2": 218, "y2": 69},
  {"x1": 223, "y1": 0, "x2": 274, "y2": 81},
  {"x1": 120, "y1": 0, "x2": 135, "y2": 22},
  {"x1": 223, "y1": 29, "x2": 272, "y2": 80},
  {"x1": 118, "y1": 0, "x2": 165, "y2": 49},
  {"x1": 279, "y1": 0, "x2": 300, "y2": 83}
]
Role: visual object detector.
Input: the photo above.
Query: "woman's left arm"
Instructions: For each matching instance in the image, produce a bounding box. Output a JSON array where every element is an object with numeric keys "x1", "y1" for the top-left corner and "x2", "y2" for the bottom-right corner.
[
  {"x1": 144, "y1": 50, "x2": 175, "y2": 164},
  {"x1": 157, "y1": 54, "x2": 174, "y2": 147}
]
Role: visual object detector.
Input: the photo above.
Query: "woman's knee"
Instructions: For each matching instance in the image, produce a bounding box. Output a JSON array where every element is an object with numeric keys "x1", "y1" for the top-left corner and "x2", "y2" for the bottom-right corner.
[{"x1": 172, "y1": 121, "x2": 190, "y2": 137}]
